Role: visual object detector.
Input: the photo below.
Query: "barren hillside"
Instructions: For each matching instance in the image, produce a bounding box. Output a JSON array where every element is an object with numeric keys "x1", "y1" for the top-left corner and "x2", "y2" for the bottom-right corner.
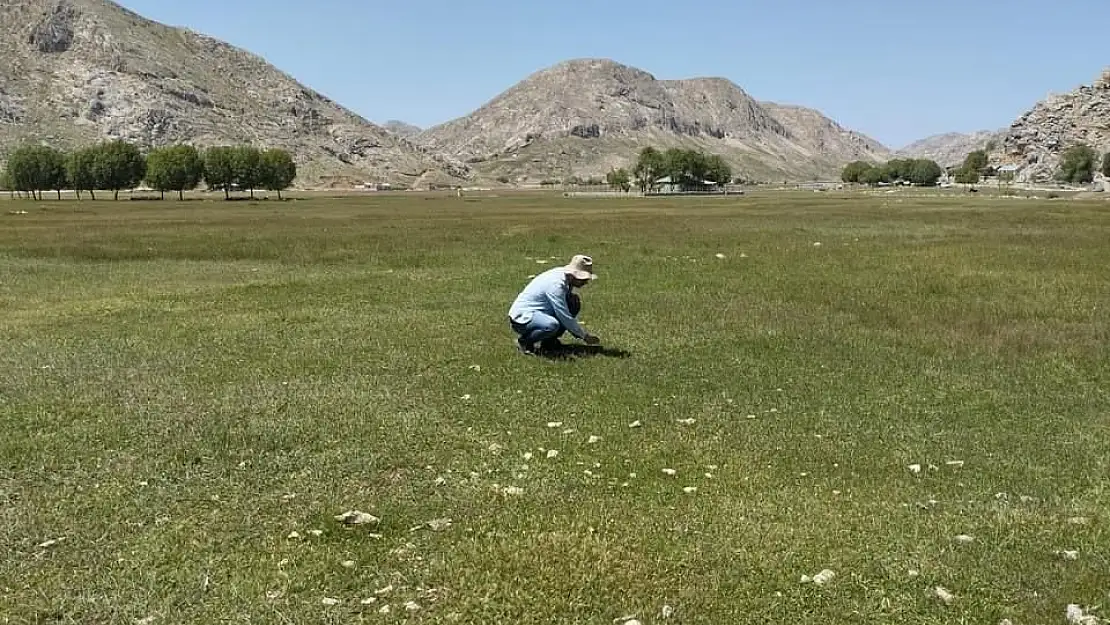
[
  {"x1": 990, "y1": 68, "x2": 1110, "y2": 182},
  {"x1": 415, "y1": 59, "x2": 891, "y2": 183},
  {"x1": 896, "y1": 131, "x2": 1001, "y2": 167},
  {"x1": 0, "y1": 0, "x2": 468, "y2": 188}
]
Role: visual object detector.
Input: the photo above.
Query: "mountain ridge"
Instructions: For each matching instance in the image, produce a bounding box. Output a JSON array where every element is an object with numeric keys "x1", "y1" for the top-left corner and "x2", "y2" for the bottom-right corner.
[
  {"x1": 0, "y1": 0, "x2": 469, "y2": 188},
  {"x1": 895, "y1": 130, "x2": 1003, "y2": 167},
  {"x1": 414, "y1": 58, "x2": 891, "y2": 182},
  {"x1": 383, "y1": 120, "x2": 423, "y2": 138},
  {"x1": 10, "y1": 3, "x2": 1099, "y2": 188}
]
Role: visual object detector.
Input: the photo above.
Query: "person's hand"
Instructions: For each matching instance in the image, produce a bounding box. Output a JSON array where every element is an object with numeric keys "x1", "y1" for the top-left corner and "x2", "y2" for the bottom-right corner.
[{"x1": 584, "y1": 334, "x2": 601, "y2": 345}]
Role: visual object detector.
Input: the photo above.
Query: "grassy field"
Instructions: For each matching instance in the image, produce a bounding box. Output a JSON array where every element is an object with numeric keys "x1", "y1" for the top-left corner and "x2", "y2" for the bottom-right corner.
[{"x1": 1, "y1": 191, "x2": 1108, "y2": 624}]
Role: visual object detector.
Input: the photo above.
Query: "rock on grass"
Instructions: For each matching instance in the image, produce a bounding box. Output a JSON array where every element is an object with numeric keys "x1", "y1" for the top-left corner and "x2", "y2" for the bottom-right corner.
[{"x1": 335, "y1": 510, "x2": 380, "y2": 526}]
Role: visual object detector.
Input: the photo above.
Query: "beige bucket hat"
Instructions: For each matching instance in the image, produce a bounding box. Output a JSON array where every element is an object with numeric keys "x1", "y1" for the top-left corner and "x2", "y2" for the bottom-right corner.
[{"x1": 563, "y1": 254, "x2": 597, "y2": 281}]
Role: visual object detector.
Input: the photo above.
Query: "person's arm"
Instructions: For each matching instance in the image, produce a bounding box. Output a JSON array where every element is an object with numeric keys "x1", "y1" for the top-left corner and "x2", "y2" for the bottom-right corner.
[{"x1": 545, "y1": 285, "x2": 589, "y2": 340}]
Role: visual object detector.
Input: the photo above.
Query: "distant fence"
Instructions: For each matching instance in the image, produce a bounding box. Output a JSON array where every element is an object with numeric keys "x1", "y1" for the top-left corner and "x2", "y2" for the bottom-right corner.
[{"x1": 556, "y1": 183, "x2": 747, "y2": 197}]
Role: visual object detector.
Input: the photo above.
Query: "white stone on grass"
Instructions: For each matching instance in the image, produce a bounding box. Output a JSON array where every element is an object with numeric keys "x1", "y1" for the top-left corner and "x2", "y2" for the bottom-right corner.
[
  {"x1": 1066, "y1": 604, "x2": 1098, "y2": 625},
  {"x1": 335, "y1": 511, "x2": 380, "y2": 526},
  {"x1": 933, "y1": 587, "x2": 954, "y2": 604}
]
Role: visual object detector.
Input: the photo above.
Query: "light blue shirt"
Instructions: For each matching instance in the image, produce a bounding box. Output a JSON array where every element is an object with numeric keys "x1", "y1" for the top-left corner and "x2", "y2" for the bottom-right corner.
[{"x1": 507, "y1": 267, "x2": 587, "y2": 339}]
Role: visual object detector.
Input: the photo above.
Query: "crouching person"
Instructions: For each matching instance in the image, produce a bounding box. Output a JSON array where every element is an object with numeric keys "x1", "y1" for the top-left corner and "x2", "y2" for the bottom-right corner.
[{"x1": 508, "y1": 254, "x2": 601, "y2": 355}]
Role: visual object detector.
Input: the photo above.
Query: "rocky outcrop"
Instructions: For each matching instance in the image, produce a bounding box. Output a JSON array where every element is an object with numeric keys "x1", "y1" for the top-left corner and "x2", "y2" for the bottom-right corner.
[
  {"x1": 896, "y1": 130, "x2": 1002, "y2": 167},
  {"x1": 0, "y1": 87, "x2": 24, "y2": 124},
  {"x1": 0, "y1": 0, "x2": 469, "y2": 187},
  {"x1": 760, "y1": 102, "x2": 889, "y2": 161},
  {"x1": 383, "y1": 120, "x2": 422, "y2": 138},
  {"x1": 992, "y1": 68, "x2": 1110, "y2": 182},
  {"x1": 415, "y1": 58, "x2": 890, "y2": 182},
  {"x1": 27, "y1": 1, "x2": 80, "y2": 53}
]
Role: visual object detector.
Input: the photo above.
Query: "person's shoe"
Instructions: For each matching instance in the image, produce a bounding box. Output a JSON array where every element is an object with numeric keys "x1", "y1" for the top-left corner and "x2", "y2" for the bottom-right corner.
[{"x1": 517, "y1": 339, "x2": 538, "y2": 355}]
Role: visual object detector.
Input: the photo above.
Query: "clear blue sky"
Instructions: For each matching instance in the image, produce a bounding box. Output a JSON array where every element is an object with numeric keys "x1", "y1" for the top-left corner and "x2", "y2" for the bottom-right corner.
[{"x1": 117, "y1": 0, "x2": 1103, "y2": 148}]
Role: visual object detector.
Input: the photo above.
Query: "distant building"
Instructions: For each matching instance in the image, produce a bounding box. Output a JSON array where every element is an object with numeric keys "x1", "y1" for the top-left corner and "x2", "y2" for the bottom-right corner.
[{"x1": 651, "y1": 176, "x2": 725, "y2": 194}]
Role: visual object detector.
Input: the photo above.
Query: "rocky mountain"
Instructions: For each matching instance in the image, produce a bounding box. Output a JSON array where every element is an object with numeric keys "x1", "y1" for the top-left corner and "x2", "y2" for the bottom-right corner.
[
  {"x1": 896, "y1": 130, "x2": 1002, "y2": 167},
  {"x1": 759, "y1": 101, "x2": 890, "y2": 161},
  {"x1": 383, "y1": 120, "x2": 422, "y2": 138},
  {"x1": 415, "y1": 58, "x2": 891, "y2": 183},
  {"x1": 991, "y1": 68, "x2": 1110, "y2": 182},
  {"x1": 0, "y1": 0, "x2": 468, "y2": 188}
]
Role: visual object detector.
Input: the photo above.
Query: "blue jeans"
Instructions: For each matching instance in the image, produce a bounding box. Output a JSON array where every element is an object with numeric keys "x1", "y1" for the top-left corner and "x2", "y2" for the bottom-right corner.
[
  {"x1": 510, "y1": 293, "x2": 581, "y2": 346},
  {"x1": 511, "y1": 312, "x2": 566, "y2": 345}
]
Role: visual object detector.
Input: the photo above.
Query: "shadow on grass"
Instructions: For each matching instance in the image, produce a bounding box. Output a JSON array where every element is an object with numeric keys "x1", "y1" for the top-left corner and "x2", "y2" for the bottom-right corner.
[{"x1": 538, "y1": 344, "x2": 632, "y2": 360}]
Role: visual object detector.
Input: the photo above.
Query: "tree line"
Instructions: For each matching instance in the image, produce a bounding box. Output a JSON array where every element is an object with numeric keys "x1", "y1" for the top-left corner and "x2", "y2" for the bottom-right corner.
[
  {"x1": 927, "y1": 144, "x2": 1109, "y2": 187},
  {"x1": 631, "y1": 147, "x2": 733, "y2": 193},
  {"x1": 841, "y1": 157, "x2": 944, "y2": 186},
  {"x1": 0, "y1": 140, "x2": 297, "y2": 200}
]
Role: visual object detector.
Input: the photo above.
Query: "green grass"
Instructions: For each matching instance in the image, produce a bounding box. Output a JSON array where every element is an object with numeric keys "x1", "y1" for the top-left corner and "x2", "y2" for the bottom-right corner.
[{"x1": 1, "y1": 191, "x2": 1108, "y2": 624}]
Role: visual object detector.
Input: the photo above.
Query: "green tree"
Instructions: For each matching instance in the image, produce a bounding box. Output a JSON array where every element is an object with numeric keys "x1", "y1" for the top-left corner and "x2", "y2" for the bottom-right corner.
[
  {"x1": 954, "y1": 167, "x2": 980, "y2": 185},
  {"x1": 145, "y1": 145, "x2": 204, "y2": 200},
  {"x1": 0, "y1": 166, "x2": 11, "y2": 198},
  {"x1": 841, "y1": 160, "x2": 874, "y2": 183},
  {"x1": 92, "y1": 140, "x2": 146, "y2": 200},
  {"x1": 686, "y1": 150, "x2": 709, "y2": 187},
  {"x1": 963, "y1": 150, "x2": 988, "y2": 175},
  {"x1": 633, "y1": 147, "x2": 665, "y2": 192},
  {"x1": 661, "y1": 148, "x2": 687, "y2": 184},
  {"x1": 704, "y1": 154, "x2": 732, "y2": 186},
  {"x1": 5, "y1": 147, "x2": 35, "y2": 198},
  {"x1": 231, "y1": 146, "x2": 262, "y2": 198},
  {"x1": 43, "y1": 147, "x2": 67, "y2": 200},
  {"x1": 605, "y1": 167, "x2": 631, "y2": 193},
  {"x1": 859, "y1": 166, "x2": 887, "y2": 186},
  {"x1": 907, "y1": 159, "x2": 943, "y2": 186},
  {"x1": 1055, "y1": 144, "x2": 1098, "y2": 184},
  {"x1": 883, "y1": 158, "x2": 913, "y2": 182},
  {"x1": 258, "y1": 148, "x2": 297, "y2": 199},
  {"x1": 204, "y1": 146, "x2": 236, "y2": 199},
  {"x1": 6, "y1": 145, "x2": 66, "y2": 200},
  {"x1": 1103, "y1": 153, "x2": 1110, "y2": 179},
  {"x1": 660, "y1": 148, "x2": 713, "y2": 190},
  {"x1": 144, "y1": 148, "x2": 172, "y2": 200},
  {"x1": 67, "y1": 147, "x2": 99, "y2": 200}
]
